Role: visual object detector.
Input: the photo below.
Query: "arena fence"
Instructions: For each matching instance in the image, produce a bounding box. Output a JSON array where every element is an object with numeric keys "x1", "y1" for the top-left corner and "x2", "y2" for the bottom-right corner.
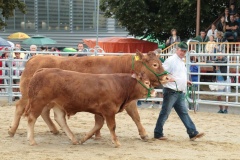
[{"x1": 0, "y1": 49, "x2": 239, "y2": 110}]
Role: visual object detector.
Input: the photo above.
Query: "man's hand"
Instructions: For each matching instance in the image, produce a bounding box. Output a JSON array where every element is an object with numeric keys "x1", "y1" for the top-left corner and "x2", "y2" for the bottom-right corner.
[
  {"x1": 187, "y1": 80, "x2": 192, "y2": 86},
  {"x1": 168, "y1": 77, "x2": 175, "y2": 82}
]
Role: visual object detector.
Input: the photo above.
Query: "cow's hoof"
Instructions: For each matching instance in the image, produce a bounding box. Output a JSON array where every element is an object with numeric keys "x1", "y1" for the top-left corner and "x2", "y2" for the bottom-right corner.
[
  {"x1": 50, "y1": 130, "x2": 59, "y2": 135},
  {"x1": 8, "y1": 130, "x2": 15, "y2": 137},
  {"x1": 140, "y1": 135, "x2": 149, "y2": 141},
  {"x1": 29, "y1": 141, "x2": 37, "y2": 146},
  {"x1": 80, "y1": 138, "x2": 86, "y2": 144},
  {"x1": 72, "y1": 140, "x2": 79, "y2": 145},
  {"x1": 114, "y1": 142, "x2": 121, "y2": 148},
  {"x1": 94, "y1": 136, "x2": 102, "y2": 140}
]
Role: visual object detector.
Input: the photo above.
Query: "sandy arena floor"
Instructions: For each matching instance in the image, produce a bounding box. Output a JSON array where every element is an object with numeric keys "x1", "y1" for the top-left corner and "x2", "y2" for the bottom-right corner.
[{"x1": 0, "y1": 105, "x2": 240, "y2": 160}]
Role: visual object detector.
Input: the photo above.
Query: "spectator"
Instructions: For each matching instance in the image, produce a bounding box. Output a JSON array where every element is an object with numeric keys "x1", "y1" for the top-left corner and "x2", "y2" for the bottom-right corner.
[
  {"x1": 51, "y1": 47, "x2": 60, "y2": 56},
  {"x1": 212, "y1": 53, "x2": 230, "y2": 114},
  {"x1": 215, "y1": 31, "x2": 227, "y2": 52},
  {"x1": 15, "y1": 43, "x2": 21, "y2": 50},
  {"x1": 15, "y1": 43, "x2": 25, "y2": 58},
  {"x1": 207, "y1": 24, "x2": 218, "y2": 39},
  {"x1": 188, "y1": 57, "x2": 199, "y2": 110},
  {"x1": 205, "y1": 35, "x2": 216, "y2": 61},
  {"x1": 217, "y1": 16, "x2": 226, "y2": 33},
  {"x1": 165, "y1": 29, "x2": 181, "y2": 47},
  {"x1": 12, "y1": 50, "x2": 23, "y2": 101},
  {"x1": 190, "y1": 57, "x2": 199, "y2": 88},
  {"x1": 23, "y1": 45, "x2": 37, "y2": 66},
  {"x1": 154, "y1": 42, "x2": 204, "y2": 141},
  {"x1": 229, "y1": 3, "x2": 237, "y2": 15},
  {"x1": 1, "y1": 48, "x2": 10, "y2": 86},
  {"x1": 223, "y1": 8, "x2": 230, "y2": 23},
  {"x1": 234, "y1": 14, "x2": 240, "y2": 34},
  {"x1": 193, "y1": 30, "x2": 209, "y2": 53},
  {"x1": 74, "y1": 43, "x2": 87, "y2": 57},
  {"x1": 224, "y1": 15, "x2": 238, "y2": 42}
]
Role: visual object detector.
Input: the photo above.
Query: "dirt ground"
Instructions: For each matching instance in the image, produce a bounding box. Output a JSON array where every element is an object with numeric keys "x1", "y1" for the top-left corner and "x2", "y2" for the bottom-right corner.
[{"x1": 0, "y1": 105, "x2": 240, "y2": 160}]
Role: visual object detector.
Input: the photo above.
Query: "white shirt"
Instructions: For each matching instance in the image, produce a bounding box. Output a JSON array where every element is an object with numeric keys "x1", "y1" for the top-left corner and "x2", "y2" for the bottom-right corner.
[
  {"x1": 207, "y1": 29, "x2": 218, "y2": 39},
  {"x1": 163, "y1": 54, "x2": 187, "y2": 91}
]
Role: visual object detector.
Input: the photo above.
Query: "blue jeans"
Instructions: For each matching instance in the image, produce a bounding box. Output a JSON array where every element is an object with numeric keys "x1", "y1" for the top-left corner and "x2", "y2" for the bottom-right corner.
[
  {"x1": 154, "y1": 88, "x2": 199, "y2": 139},
  {"x1": 224, "y1": 31, "x2": 238, "y2": 42}
]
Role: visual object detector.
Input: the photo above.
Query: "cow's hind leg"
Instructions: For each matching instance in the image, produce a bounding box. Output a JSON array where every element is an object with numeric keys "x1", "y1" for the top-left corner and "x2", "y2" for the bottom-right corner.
[
  {"x1": 27, "y1": 112, "x2": 39, "y2": 146},
  {"x1": 27, "y1": 100, "x2": 46, "y2": 146},
  {"x1": 8, "y1": 98, "x2": 28, "y2": 137},
  {"x1": 125, "y1": 100, "x2": 148, "y2": 140},
  {"x1": 105, "y1": 115, "x2": 120, "y2": 148},
  {"x1": 41, "y1": 103, "x2": 59, "y2": 135},
  {"x1": 53, "y1": 107, "x2": 78, "y2": 145},
  {"x1": 81, "y1": 115, "x2": 104, "y2": 144}
]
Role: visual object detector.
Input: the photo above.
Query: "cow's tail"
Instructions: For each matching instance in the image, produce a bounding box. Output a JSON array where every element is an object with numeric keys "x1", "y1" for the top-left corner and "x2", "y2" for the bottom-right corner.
[{"x1": 23, "y1": 100, "x2": 31, "y2": 117}]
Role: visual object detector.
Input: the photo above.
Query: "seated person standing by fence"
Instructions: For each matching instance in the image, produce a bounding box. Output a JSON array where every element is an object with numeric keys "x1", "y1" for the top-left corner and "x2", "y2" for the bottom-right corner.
[
  {"x1": 212, "y1": 52, "x2": 230, "y2": 114},
  {"x1": 224, "y1": 15, "x2": 238, "y2": 42},
  {"x1": 207, "y1": 24, "x2": 218, "y2": 39},
  {"x1": 215, "y1": 31, "x2": 227, "y2": 53},
  {"x1": 12, "y1": 50, "x2": 23, "y2": 101},
  {"x1": 205, "y1": 35, "x2": 216, "y2": 61},
  {"x1": 193, "y1": 30, "x2": 209, "y2": 53},
  {"x1": 217, "y1": 16, "x2": 226, "y2": 33},
  {"x1": 23, "y1": 45, "x2": 37, "y2": 66}
]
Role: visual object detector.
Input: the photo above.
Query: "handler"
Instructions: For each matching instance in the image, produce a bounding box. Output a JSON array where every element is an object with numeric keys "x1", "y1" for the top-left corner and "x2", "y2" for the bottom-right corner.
[{"x1": 154, "y1": 42, "x2": 205, "y2": 141}]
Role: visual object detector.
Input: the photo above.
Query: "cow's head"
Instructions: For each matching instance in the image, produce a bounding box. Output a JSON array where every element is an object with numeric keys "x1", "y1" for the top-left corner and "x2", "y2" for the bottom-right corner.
[
  {"x1": 133, "y1": 51, "x2": 169, "y2": 86},
  {"x1": 132, "y1": 72, "x2": 156, "y2": 99}
]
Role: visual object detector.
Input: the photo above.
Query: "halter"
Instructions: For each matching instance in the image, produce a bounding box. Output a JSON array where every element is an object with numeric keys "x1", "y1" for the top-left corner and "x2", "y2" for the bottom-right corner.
[
  {"x1": 131, "y1": 55, "x2": 169, "y2": 83},
  {"x1": 136, "y1": 79, "x2": 154, "y2": 99}
]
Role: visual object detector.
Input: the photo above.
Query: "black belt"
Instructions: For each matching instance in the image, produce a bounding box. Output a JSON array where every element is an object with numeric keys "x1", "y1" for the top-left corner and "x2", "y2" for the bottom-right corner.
[{"x1": 165, "y1": 87, "x2": 183, "y2": 93}]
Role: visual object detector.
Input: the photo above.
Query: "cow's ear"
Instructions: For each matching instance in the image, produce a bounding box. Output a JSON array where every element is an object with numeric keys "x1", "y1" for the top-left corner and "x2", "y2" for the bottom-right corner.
[{"x1": 136, "y1": 50, "x2": 144, "y2": 60}]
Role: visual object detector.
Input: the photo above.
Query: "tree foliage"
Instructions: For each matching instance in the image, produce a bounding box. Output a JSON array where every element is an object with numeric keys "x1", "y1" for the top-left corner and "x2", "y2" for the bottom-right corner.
[
  {"x1": 100, "y1": 0, "x2": 237, "y2": 41},
  {"x1": 0, "y1": 0, "x2": 26, "y2": 29}
]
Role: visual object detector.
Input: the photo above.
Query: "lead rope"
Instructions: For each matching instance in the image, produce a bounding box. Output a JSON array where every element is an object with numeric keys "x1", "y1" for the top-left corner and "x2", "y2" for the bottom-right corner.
[
  {"x1": 174, "y1": 81, "x2": 196, "y2": 113},
  {"x1": 136, "y1": 79, "x2": 153, "y2": 100}
]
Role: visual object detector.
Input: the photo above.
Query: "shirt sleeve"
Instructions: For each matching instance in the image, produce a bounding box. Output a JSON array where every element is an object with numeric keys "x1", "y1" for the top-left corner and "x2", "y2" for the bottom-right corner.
[{"x1": 162, "y1": 58, "x2": 173, "y2": 73}]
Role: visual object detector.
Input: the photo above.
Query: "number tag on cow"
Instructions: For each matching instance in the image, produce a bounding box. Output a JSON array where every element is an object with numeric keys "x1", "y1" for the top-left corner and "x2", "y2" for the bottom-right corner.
[{"x1": 135, "y1": 56, "x2": 140, "y2": 61}]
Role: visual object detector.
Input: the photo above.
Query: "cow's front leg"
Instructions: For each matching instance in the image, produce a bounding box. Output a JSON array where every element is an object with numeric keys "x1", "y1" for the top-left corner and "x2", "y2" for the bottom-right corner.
[
  {"x1": 125, "y1": 100, "x2": 148, "y2": 140},
  {"x1": 41, "y1": 103, "x2": 59, "y2": 135},
  {"x1": 53, "y1": 107, "x2": 78, "y2": 145},
  {"x1": 8, "y1": 99, "x2": 27, "y2": 137},
  {"x1": 94, "y1": 114, "x2": 104, "y2": 139},
  {"x1": 105, "y1": 115, "x2": 121, "y2": 148},
  {"x1": 81, "y1": 115, "x2": 104, "y2": 144}
]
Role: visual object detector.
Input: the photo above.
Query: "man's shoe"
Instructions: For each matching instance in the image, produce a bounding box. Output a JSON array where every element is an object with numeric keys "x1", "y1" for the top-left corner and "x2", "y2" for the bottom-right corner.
[
  {"x1": 218, "y1": 110, "x2": 224, "y2": 113},
  {"x1": 155, "y1": 136, "x2": 168, "y2": 140},
  {"x1": 190, "y1": 132, "x2": 205, "y2": 141},
  {"x1": 223, "y1": 110, "x2": 228, "y2": 114}
]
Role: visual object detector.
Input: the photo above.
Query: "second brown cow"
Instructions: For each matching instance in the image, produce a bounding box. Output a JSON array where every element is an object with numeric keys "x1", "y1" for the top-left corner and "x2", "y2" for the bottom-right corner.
[{"x1": 24, "y1": 68, "x2": 156, "y2": 147}]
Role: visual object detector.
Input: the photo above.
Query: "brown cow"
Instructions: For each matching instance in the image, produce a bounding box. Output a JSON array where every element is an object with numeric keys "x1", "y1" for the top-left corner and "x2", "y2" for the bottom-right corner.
[
  {"x1": 24, "y1": 68, "x2": 156, "y2": 147},
  {"x1": 9, "y1": 51, "x2": 169, "y2": 139}
]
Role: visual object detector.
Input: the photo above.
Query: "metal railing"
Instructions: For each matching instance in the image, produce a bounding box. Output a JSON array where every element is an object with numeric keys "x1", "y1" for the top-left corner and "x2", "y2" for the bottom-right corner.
[{"x1": 162, "y1": 42, "x2": 240, "y2": 63}]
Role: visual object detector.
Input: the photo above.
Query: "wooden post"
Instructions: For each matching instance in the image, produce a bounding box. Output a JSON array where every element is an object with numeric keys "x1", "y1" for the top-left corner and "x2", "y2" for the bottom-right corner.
[{"x1": 196, "y1": 0, "x2": 201, "y2": 36}]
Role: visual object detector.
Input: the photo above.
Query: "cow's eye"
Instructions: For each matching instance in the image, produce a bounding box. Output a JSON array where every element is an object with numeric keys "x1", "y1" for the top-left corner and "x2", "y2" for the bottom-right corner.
[
  {"x1": 145, "y1": 81, "x2": 150, "y2": 85},
  {"x1": 152, "y1": 63, "x2": 158, "y2": 68}
]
